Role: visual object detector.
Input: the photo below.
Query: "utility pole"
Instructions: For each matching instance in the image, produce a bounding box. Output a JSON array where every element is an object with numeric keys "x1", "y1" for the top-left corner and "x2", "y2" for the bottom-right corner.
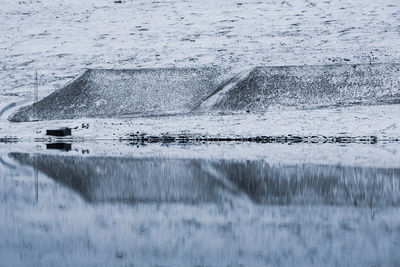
[{"x1": 34, "y1": 70, "x2": 38, "y2": 103}]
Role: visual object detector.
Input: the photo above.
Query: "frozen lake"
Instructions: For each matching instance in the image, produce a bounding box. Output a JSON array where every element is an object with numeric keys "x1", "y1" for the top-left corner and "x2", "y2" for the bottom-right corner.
[{"x1": 0, "y1": 141, "x2": 400, "y2": 266}]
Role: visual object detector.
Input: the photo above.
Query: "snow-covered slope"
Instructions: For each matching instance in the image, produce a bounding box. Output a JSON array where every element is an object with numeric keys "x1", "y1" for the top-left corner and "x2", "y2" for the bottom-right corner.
[
  {"x1": 199, "y1": 64, "x2": 400, "y2": 112},
  {"x1": 1, "y1": 0, "x2": 399, "y2": 100},
  {"x1": 8, "y1": 67, "x2": 229, "y2": 121},
  {"x1": 8, "y1": 63, "x2": 400, "y2": 121}
]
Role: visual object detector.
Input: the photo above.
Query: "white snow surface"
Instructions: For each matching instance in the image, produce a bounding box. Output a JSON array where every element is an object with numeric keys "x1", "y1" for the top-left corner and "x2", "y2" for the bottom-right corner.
[
  {"x1": 1, "y1": 104, "x2": 400, "y2": 141},
  {"x1": 1, "y1": 0, "x2": 400, "y2": 100}
]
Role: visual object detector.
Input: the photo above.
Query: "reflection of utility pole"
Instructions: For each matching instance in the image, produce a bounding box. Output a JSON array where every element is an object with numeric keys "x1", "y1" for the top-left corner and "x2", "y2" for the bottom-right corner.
[
  {"x1": 34, "y1": 156, "x2": 38, "y2": 203},
  {"x1": 35, "y1": 168, "x2": 38, "y2": 203},
  {"x1": 34, "y1": 70, "x2": 38, "y2": 103}
]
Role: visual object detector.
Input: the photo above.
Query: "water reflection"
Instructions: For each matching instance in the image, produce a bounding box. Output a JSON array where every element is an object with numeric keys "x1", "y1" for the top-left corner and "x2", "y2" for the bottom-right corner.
[
  {"x1": 10, "y1": 152, "x2": 400, "y2": 206},
  {"x1": 3, "y1": 145, "x2": 400, "y2": 267},
  {"x1": 46, "y1": 143, "x2": 72, "y2": 151}
]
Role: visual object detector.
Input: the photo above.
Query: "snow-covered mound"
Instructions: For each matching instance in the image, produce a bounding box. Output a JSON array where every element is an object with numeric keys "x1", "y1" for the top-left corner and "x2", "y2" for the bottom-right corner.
[
  {"x1": 8, "y1": 67, "x2": 227, "y2": 121},
  {"x1": 8, "y1": 63, "x2": 400, "y2": 121},
  {"x1": 199, "y1": 63, "x2": 400, "y2": 112}
]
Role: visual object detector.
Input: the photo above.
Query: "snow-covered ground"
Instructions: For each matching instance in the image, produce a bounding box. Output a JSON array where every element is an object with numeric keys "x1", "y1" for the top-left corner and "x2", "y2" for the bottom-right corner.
[
  {"x1": 1, "y1": 104, "x2": 400, "y2": 141},
  {"x1": 1, "y1": 0, "x2": 399, "y2": 138},
  {"x1": 1, "y1": 0, "x2": 399, "y2": 100}
]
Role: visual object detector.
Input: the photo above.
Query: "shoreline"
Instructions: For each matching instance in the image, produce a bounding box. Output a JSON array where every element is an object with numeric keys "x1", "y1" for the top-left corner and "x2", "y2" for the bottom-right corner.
[{"x1": 2, "y1": 103, "x2": 400, "y2": 142}]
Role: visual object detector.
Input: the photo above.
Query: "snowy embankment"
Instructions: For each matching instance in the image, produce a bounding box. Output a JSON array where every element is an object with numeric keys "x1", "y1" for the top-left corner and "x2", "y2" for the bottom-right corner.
[
  {"x1": 8, "y1": 63, "x2": 400, "y2": 122},
  {"x1": 7, "y1": 67, "x2": 232, "y2": 121}
]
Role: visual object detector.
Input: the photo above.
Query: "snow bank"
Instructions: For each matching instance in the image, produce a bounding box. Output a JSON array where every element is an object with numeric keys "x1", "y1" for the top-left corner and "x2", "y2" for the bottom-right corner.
[{"x1": 199, "y1": 63, "x2": 400, "y2": 112}]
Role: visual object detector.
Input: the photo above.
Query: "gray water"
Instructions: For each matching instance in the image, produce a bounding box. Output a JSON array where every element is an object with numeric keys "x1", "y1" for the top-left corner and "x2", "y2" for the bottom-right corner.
[{"x1": 1, "y1": 142, "x2": 400, "y2": 266}]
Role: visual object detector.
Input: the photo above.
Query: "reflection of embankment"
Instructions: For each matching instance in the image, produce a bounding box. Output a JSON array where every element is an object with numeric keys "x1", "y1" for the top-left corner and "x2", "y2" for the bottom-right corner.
[
  {"x1": 10, "y1": 153, "x2": 236, "y2": 204},
  {"x1": 10, "y1": 153, "x2": 400, "y2": 206},
  {"x1": 213, "y1": 162, "x2": 400, "y2": 206}
]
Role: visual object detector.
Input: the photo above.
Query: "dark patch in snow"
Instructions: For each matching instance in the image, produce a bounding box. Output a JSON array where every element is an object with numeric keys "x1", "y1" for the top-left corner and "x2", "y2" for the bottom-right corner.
[{"x1": 123, "y1": 133, "x2": 379, "y2": 144}]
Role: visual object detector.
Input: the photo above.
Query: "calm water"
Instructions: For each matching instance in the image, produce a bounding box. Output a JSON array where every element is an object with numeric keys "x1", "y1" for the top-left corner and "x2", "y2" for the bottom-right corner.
[{"x1": 1, "y1": 142, "x2": 400, "y2": 266}]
